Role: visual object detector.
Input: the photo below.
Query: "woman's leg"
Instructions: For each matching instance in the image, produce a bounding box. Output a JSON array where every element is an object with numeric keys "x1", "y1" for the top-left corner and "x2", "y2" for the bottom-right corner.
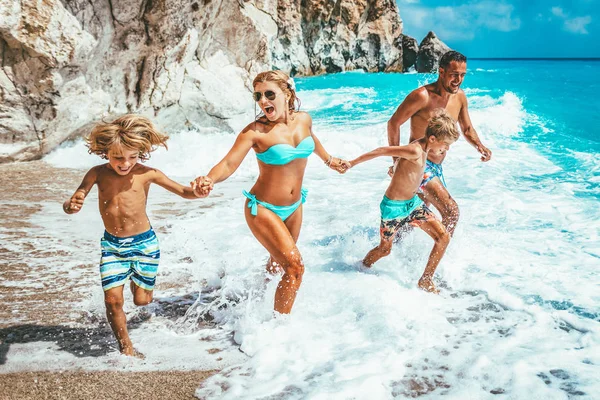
[
  {"x1": 266, "y1": 205, "x2": 303, "y2": 273},
  {"x1": 245, "y1": 204, "x2": 304, "y2": 314}
]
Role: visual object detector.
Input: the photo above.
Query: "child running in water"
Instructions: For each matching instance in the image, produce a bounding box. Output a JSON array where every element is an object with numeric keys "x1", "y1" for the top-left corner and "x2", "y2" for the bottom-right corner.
[
  {"x1": 348, "y1": 110, "x2": 460, "y2": 293},
  {"x1": 63, "y1": 115, "x2": 199, "y2": 356}
]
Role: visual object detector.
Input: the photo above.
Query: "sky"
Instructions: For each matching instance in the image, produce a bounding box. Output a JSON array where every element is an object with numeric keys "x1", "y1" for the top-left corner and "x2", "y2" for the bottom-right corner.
[{"x1": 397, "y1": 0, "x2": 600, "y2": 58}]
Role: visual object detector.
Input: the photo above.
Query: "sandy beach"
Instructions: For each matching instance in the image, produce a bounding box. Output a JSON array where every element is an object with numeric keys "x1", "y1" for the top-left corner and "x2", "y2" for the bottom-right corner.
[
  {"x1": 0, "y1": 370, "x2": 215, "y2": 400},
  {"x1": 0, "y1": 161, "x2": 224, "y2": 399}
]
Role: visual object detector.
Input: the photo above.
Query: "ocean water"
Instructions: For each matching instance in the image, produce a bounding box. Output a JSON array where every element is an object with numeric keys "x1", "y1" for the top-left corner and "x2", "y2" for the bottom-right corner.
[{"x1": 14, "y1": 60, "x2": 600, "y2": 398}]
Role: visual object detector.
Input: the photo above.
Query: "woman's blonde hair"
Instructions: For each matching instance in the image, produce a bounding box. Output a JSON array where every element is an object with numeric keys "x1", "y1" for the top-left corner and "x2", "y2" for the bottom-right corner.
[
  {"x1": 253, "y1": 70, "x2": 300, "y2": 112},
  {"x1": 426, "y1": 109, "x2": 460, "y2": 142},
  {"x1": 86, "y1": 114, "x2": 168, "y2": 161}
]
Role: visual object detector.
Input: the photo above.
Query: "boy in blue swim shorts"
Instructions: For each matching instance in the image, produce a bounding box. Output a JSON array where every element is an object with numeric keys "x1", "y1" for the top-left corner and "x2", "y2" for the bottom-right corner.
[
  {"x1": 100, "y1": 230, "x2": 160, "y2": 293},
  {"x1": 63, "y1": 115, "x2": 200, "y2": 356},
  {"x1": 348, "y1": 110, "x2": 459, "y2": 293}
]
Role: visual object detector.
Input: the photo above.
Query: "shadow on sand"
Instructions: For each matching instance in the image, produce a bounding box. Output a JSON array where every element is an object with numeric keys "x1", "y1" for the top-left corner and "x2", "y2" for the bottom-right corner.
[{"x1": 0, "y1": 293, "x2": 200, "y2": 365}]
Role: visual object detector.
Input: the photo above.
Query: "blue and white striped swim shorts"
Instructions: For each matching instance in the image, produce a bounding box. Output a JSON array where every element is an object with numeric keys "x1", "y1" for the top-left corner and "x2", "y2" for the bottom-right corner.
[{"x1": 99, "y1": 228, "x2": 160, "y2": 291}]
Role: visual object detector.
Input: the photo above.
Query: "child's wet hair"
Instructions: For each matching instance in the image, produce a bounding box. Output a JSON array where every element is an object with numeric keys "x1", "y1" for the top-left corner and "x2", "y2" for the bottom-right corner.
[
  {"x1": 253, "y1": 70, "x2": 300, "y2": 112},
  {"x1": 86, "y1": 114, "x2": 169, "y2": 161},
  {"x1": 426, "y1": 109, "x2": 460, "y2": 142}
]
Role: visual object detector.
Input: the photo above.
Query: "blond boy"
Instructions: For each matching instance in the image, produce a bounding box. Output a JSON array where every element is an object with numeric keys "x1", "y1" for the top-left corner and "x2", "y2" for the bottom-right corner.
[
  {"x1": 349, "y1": 110, "x2": 460, "y2": 293},
  {"x1": 63, "y1": 115, "x2": 199, "y2": 356}
]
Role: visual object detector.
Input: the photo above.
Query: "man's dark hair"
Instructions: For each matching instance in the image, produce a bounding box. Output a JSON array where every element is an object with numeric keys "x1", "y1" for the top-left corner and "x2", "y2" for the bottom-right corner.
[{"x1": 439, "y1": 51, "x2": 467, "y2": 69}]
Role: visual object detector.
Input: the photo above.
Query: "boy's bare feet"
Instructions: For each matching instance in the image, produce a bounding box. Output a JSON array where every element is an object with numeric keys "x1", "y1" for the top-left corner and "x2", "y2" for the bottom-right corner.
[
  {"x1": 132, "y1": 349, "x2": 146, "y2": 359},
  {"x1": 418, "y1": 276, "x2": 440, "y2": 294},
  {"x1": 120, "y1": 345, "x2": 146, "y2": 359}
]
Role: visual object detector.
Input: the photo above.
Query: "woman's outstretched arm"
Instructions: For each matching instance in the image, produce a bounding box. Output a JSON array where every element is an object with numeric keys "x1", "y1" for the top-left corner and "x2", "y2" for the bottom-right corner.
[
  {"x1": 192, "y1": 128, "x2": 256, "y2": 196},
  {"x1": 304, "y1": 113, "x2": 350, "y2": 173}
]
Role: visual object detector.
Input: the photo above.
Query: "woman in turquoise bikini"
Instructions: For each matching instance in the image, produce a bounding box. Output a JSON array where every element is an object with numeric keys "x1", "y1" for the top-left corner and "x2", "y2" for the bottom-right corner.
[{"x1": 192, "y1": 70, "x2": 349, "y2": 314}]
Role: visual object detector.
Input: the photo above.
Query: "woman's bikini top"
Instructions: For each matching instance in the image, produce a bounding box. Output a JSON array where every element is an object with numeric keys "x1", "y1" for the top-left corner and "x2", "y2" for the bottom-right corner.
[{"x1": 255, "y1": 136, "x2": 315, "y2": 165}]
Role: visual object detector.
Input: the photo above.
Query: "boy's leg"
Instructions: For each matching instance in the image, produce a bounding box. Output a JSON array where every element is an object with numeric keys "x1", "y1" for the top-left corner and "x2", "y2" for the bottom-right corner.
[
  {"x1": 362, "y1": 238, "x2": 393, "y2": 267},
  {"x1": 128, "y1": 229, "x2": 159, "y2": 307},
  {"x1": 416, "y1": 219, "x2": 450, "y2": 293},
  {"x1": 363, "y1": 217, "x2": 402, "y2": 267},
  {"x1": 130, "y1": 280, "x2": 153, "y2": 306},
  {"x1": 104, "y1": 285, "x2": 135, "y2": 355},
  {"x1": 421, "y1": 178, "x2": 460, "y2": 236}
]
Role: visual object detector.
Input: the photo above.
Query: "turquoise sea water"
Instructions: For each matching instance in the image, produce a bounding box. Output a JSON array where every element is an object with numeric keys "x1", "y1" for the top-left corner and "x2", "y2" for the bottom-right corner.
[
  {"x1": 36, "y1": 60, "x2": 600, "y2": 398},
  {"x1": 299, "y1": 59, "x2": 600, "y2": 199}
]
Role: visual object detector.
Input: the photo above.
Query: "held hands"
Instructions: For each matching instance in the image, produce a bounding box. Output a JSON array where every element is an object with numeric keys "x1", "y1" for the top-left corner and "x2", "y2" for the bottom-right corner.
[
  {"x1": 191, "y1": 176, "x2": 214, "y2": 198},
  {"x1": 387, "y1": 159, "x2": 398, "y2": 177},
  {"x1": 64, "y1": 192, "x2": 85, "y2": 214},
  {"x1": 477, "y1": 144, "x2": 492, "y2": 162},
  {"x1": 325, "y1": 155, "x2": 351, "y2": 174}
]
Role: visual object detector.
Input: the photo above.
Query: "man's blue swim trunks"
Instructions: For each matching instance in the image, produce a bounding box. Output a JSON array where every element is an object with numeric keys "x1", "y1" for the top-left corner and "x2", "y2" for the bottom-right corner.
[{"x1": 419, "y1": 160, "x2": 447, "y2": 192}]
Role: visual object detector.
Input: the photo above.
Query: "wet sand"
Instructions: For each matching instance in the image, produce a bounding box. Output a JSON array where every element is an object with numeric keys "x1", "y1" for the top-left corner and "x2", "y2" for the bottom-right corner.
[
  {"x1": 0, "y1": 370, "x2": 215, "y2": 400},
  {"x1": 0, "y1": 161, "x2": 216, "y2": 399}
]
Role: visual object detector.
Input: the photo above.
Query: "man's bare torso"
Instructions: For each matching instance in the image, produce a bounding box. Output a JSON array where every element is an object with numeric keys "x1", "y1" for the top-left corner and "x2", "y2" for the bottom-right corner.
[{"x1": 409, "y1": 84, "x2": 463, "y2": 164}]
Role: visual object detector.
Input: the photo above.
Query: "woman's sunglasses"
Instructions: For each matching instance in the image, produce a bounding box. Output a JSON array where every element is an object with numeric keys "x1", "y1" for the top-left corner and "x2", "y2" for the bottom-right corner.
[{"x1": 253, "y1": 90, "x2": 278, "y2": 102}]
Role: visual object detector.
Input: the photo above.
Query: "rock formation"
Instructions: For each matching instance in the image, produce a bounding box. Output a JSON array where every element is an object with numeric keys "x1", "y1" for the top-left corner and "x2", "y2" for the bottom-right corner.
[
  {"x1": 271, "y1": 0, "x2": 404, "y2": 75},
  {"x1": 401, "y1": 34, "x2": 418, "y2": 71},
  {"x1": 416, "y1": 31, "x2": 450, "y2": 73},
  {"x1": 0, "y1": 1, "x2": 447, "y2": 162},
  {"x1": 1, "y1": 0, "x2": 282, "y2": 161}
]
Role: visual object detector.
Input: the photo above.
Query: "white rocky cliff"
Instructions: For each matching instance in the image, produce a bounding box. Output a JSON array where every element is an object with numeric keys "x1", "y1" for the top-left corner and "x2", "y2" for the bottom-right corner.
[{"x1": 0, "y1": 0, "x2": 447, "y2": 162}]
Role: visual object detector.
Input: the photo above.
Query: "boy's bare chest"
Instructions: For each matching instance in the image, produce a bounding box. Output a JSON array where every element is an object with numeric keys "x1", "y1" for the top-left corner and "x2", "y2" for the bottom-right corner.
[{"x1": 96, "y1": 175, "x2": 149, "y2": 204}]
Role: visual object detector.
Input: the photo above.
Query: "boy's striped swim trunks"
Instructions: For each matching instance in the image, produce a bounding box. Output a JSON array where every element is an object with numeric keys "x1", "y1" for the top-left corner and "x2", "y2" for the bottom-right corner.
[{"x1": 99, "y1": 228, "x2": 160, "y2": 291}]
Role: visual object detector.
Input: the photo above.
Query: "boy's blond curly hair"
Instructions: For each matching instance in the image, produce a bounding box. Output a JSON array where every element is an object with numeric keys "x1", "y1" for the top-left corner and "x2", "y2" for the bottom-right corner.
[
  {"x1": 86, "y1": 114, "x2": 169, "y2": 161},
  {"x1": 426, "y1": 109, "x2": 460, "y2": 143}
]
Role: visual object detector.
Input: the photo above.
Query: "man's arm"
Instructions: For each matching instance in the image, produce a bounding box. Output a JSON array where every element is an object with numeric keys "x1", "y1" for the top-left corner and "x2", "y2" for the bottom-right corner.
[{"x1": 458, "y1": 92, "x2": 492, "y2": 162}]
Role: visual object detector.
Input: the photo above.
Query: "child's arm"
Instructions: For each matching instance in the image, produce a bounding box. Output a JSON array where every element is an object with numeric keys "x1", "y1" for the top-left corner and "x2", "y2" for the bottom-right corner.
[
  {"x1": 151, "y1": 169, "x2": 199, "y2": 199},
  {"x1": 349, "y1": 144, "x2": 421, "y2": 169},
  {"x1": 63, "y1": 167, "x2": 98, "y2": 214}
]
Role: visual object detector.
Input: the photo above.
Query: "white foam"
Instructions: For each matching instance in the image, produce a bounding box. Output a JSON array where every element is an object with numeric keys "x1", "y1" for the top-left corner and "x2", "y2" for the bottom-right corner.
[
  {"x1": 298, "y1": 87, "x2": 378, "y2": 113},
  {"x1": 463, "y1": 88, "x2": 492, "y2": 95}
]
